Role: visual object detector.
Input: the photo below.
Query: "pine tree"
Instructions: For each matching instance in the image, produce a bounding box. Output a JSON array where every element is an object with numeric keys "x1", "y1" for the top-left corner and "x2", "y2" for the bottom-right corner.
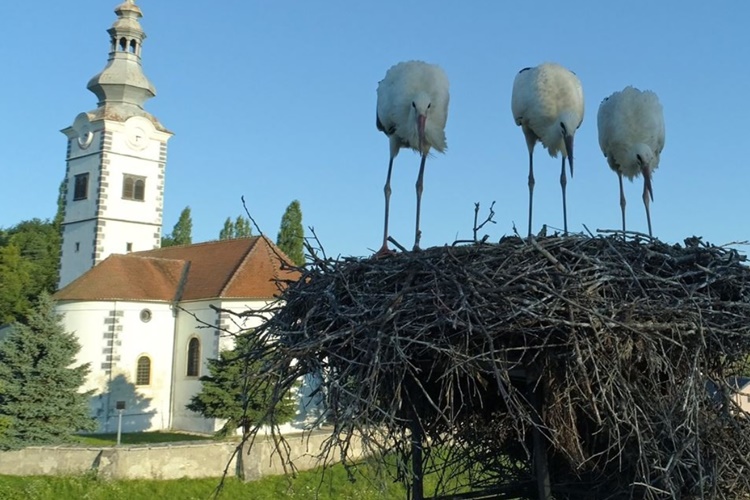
[
  {"x1": 162, "y1": 206, "x2": 193, "y2": 247},
  {"x1": 187, "y1": 332, "x2": 296, "y2": 435},
  {"x1": 0, "y1": 293, "x2": 95, "y2": 449},
  {"x1": 276, "y1": 200, "x2": 304, "y2": 266}
]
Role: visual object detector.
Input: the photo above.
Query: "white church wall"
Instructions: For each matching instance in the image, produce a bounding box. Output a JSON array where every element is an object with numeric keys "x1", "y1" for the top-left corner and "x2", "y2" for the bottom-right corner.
[
  {"x1": 96, "y1": 219, "x2": 159, "y2": 256},
  {"x1": 170, "y1": 299, "x2": 275, "y2": 434},
  {"x1": 169, "y1": 299, "x2": 219, "y2": 433},
  {"x1": 62, "y1": 153, "x2": 100, "y2": 223},
  {"x1": 59, "y1": 221, "x2": 97, "y2": 289},
  {"x1": 57, "y1": 300, "x2": 175, "y2": 433}
]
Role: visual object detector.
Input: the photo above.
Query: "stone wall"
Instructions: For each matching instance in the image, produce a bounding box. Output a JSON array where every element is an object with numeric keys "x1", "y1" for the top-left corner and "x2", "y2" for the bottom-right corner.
[{"x1": 0, "y1": 431, "x2": 363, "y2": 481}]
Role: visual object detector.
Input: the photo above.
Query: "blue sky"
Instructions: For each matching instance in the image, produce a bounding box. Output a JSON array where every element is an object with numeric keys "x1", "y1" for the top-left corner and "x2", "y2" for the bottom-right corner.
[{"x1": 3, "y1": 1, "x2": 749, "y2": 257}]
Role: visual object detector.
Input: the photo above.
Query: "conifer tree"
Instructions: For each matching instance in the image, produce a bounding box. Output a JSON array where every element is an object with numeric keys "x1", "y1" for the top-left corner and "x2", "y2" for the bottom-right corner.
[
  {"x1": 219, "y1": 217, "x2": 234, "y2": 240},
  {"x1": 218, "y1": 215, "x2": 252, "y2": 240},
  {"x1": 162, "y1": 206, "x2": 193, "y2": 247},
  {"x1": 234, "y1": 215, "x2": 252, "y2": 238},
  {"x1": 0, "y1": 293, "x2": 95, "y2": 449},
  {"x1": 276, "y1": 200, "x2": 304, "y2": 266}
]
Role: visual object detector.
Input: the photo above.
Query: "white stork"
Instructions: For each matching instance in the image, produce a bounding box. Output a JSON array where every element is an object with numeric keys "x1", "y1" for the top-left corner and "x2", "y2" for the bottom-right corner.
[
  {"x1": 376, "y1": 60, "x2": 449, "y2": 253},
  {"x1": 511, "y1": 63, "x2": 584, "y2": 237},
  {"x1": 597, "y1": 86, "x2": 665, "y2": 237}
]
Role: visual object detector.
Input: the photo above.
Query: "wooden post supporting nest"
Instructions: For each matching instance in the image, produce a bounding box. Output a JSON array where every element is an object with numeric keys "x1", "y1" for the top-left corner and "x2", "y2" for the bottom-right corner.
[
  {"x1": 411, "y1": 416, "x2": 424, "y2": 500},
  {"x1": 528, "y1": 369, "x2": 552, "y2": 500}
]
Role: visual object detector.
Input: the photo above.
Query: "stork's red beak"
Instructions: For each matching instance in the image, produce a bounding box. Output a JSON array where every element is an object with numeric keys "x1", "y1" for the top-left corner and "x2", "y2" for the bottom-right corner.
[{"x1": 417, "y1": 114, "x2": 427, "y2": 154}]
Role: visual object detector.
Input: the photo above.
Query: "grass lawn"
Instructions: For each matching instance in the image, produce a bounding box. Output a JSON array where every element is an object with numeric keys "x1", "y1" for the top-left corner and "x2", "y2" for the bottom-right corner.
[
  {"x1": 73, "y1": 432, "x2": 213, "y2": 447},
  {"x1": 0, "y1": 460, "x2": 414, "y2": 500}
]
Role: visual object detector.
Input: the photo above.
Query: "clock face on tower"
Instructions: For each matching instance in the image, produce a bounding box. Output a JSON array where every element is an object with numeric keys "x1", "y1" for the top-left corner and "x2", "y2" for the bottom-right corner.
[
  {"x1": 124, "y1": 117, "x2": 155, "y2": 151},
  {"x1": 77, "y1": 123, "x2": 94, "y2": 149},
  {"x1": 72, "y1": 113, "x2": 95, "y2": 150}
]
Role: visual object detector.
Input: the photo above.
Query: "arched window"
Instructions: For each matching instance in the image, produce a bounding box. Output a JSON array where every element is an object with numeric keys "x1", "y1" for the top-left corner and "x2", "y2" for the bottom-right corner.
[
  {"x1": 119, "y1": 37, "x2": 127, "y2": 51},
  {"x1": 122, "y1": 175, "x2": 146, "y2": 201},
  {"x1": 136, "y1": 356, "x2": 151, "y2": 386},
  {"x1": 133, "y1": 179, "x2": 145, "y2": 201},
  {"x1": 129, "y1": 39, "x2": 137, "y2": 54},
  {"x1": 187, "y1": 338, "x2": 200, "y2": 377},
  {"x1": 122, "y1": 176, "x2": 134, "y2": 199}
]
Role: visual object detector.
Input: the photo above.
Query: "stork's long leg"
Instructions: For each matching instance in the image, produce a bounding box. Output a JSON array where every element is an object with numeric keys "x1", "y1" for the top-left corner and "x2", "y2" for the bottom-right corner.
[
  {"x1": 642, "y1": 167, "x2": 654, "y2": 238},
  {"x1": 527, "y1": 150, "x2": 535, "y2": 239},
  {"x1": 525, "y1": 132, "x2": 537, "y2": 239},
  {"x1": 413, "y1": 153, "x2": 427, "y2": 251},
  {"x1": 618, "y1": 172, "x2": 626, "y2": 239},
  {"x1": 560, "y1": 156, "x2": 568, "y2": 236},
  {"x1": 379, "y1": 156, "x2": 395, "y2": 254}
]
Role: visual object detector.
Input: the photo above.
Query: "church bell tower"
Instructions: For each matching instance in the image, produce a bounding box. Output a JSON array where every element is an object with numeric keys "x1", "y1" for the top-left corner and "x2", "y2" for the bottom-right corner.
[{"x1": 59, "y1": 0, "x2": 172, "y2": 289}]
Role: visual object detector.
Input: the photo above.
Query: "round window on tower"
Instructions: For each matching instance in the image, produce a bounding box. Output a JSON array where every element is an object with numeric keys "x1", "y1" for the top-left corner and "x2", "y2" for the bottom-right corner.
[{"x1": 140, "y1": 309, "x2": 152, "y2": 323}]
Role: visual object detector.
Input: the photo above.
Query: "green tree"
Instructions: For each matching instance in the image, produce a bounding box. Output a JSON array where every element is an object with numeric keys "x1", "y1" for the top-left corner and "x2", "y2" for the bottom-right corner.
[
  {"x1": 234, "y1": 215, "x2": 252, "y2": 238},
  {"x1": 5, "y1": 219, "x2": 61, "y2": 297},
  {"x1": 0, "y1": 293, "x2": 96, "y2": 449},
  {"x1": 53, "y1": 179, "x2": 66, "y2": 231},
  {"x1": 219, "y1": 218, "x2": 234, "y2": 240},
  {"x1": 187, "y1": 332, "x2": 296, "y2": 436},
  {"x1": 276, "y1": 200, "x2": 304, "y2": 266},
  {"x1": 0, "y1": 245, "x2": 33, "y2": 325},
  {"x1": 162, "y1": 206, "x2": 193, "y2": 247},
  {"x1": 218, "y1": 215, "x2": 253, "y2": 240}
]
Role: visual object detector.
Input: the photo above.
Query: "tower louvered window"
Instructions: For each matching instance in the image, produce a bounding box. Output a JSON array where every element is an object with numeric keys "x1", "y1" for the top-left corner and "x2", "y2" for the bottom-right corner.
[{"x1": 122, "y1": 174, "x2": 146, "y2": 201}]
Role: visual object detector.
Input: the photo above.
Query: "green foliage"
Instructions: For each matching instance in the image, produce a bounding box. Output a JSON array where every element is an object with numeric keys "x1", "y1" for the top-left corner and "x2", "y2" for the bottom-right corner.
[
  {"x1": 0, "y1": 245, "x2": 33, "y2": 325},
  {"x1": 5, "y1": 219, "x2": 61, "y2": 296},
  {"x1": 219, "y1": 218, "x2": 233, "y2": 240},
  {"x1": 0, "y1": 293, "x2": 96, "y2": 449},
  {"x1": 54, "y1": 179, "x2": 66, "y2": 231},
  {"x1": 162, "y1": 206, "x2": 193, "y2": 247},
  {"x1": 218, "y1": 215, "x2": 253, "y2": 240},
  {"x1": 0, "y1": 218, "x2": 61, "y2": 324},
  {"x1": 276, "y1": 200, "x2": 304, "y2": 266},
  {"x1": 0, "y1": 459, "x2": 414, "y2": 499},
  {"x1": 187, "y1": 332, "x2": 296, "y2": 435}
]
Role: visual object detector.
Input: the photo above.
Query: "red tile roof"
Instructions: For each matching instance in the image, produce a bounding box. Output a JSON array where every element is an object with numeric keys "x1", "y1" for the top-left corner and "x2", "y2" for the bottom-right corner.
[{"x1": 54, "y1": 236, "x2": 299, "y2": 302}]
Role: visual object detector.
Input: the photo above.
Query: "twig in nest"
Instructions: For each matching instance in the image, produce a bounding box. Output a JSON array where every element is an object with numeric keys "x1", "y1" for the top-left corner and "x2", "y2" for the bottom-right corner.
[{"x1": 473, "y1": 201, "x2": 496, "y2": 243}]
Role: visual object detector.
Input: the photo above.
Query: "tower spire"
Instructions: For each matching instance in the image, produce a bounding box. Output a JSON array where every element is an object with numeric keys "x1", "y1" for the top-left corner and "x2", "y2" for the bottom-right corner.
[{"x1": 87, "y1": 0, "x2": 156, "y2": 113}]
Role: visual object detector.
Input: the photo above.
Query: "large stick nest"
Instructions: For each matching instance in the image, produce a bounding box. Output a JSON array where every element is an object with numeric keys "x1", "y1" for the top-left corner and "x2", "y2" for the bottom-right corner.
[{"x1": 247, "y1": 234, "x2": 750, "y2": 499}]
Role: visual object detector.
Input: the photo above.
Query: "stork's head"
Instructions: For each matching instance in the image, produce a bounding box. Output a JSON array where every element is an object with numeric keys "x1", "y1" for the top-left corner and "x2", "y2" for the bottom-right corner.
[
  {"x1": 411, "y1": 92, "x2": 432, "y2": 154},
  {"x1": 632, "y1": 143, "x2": 656, "y2": 172},
  {"x1": 633, "y1": 143, "x2": 656, "y2": 202}
]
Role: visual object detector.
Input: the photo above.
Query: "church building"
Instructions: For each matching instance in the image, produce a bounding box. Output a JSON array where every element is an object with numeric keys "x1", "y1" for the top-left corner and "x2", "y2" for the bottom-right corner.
[{"x1": 53, "y1": 0, "x2": 308, "y2": 434}]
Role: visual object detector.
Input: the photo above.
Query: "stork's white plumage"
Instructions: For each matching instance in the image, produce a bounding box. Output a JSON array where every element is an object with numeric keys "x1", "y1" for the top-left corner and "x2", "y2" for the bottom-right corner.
[
  {"x1": 376, "y1": 60, "x2": 449, "y2": 253},
  {"x1": 597, "y1": 86, "x2": 665, "y2": 237},
  {"x1": 511, "y1": 63, "x2": 584, "y2": 237}
]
